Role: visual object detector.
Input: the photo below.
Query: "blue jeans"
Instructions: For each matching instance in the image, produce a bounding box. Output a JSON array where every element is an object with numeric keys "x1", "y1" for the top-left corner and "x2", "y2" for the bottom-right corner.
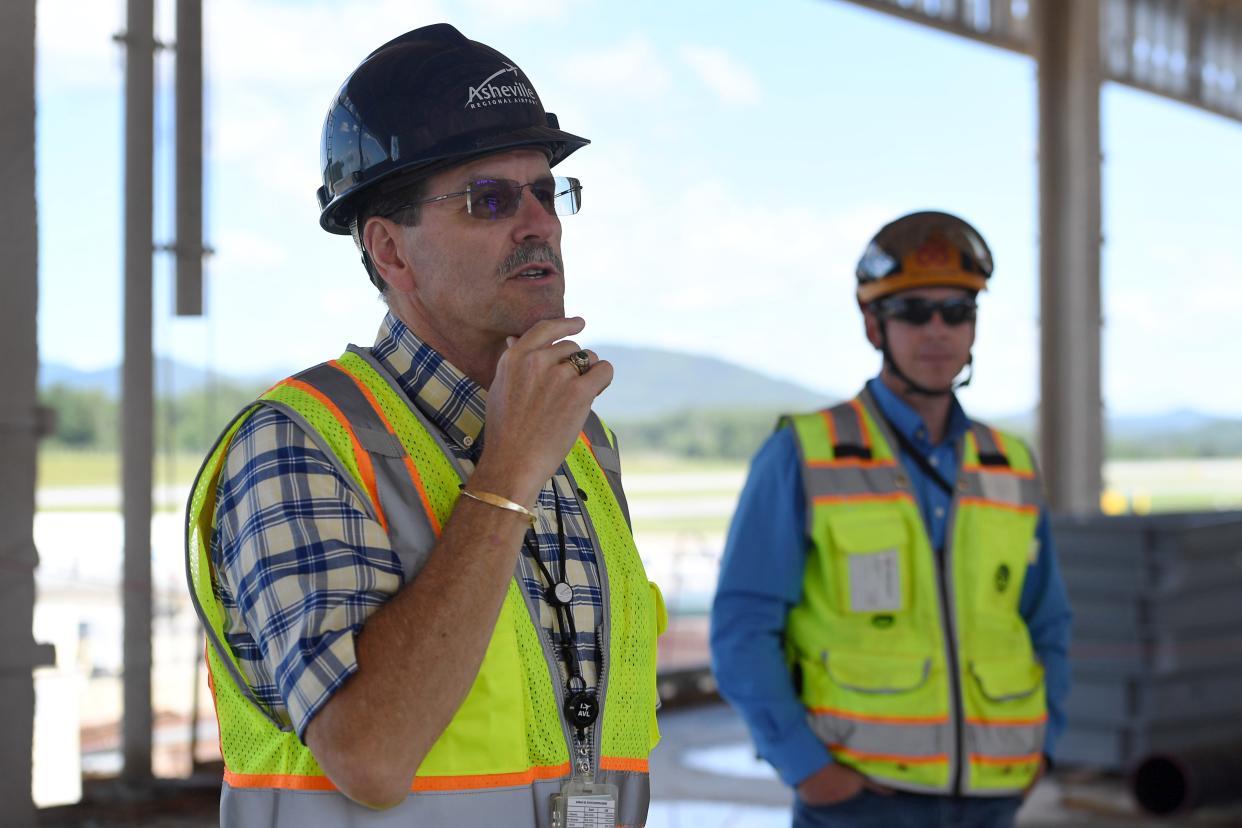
[{"x1": 793, "y1": 789, "x2": 1023, "y2": 828}]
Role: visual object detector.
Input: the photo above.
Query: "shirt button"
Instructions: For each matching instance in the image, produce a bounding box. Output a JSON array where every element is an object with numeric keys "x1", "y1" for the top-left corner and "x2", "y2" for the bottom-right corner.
[
  {"x1": 462, "y1": 435, "x2": 474, "y2": 448},
  {"x1": 929, "y1": 456, "x2": 939, "y2": 467},
  {"x1": 935, "y1": 507, "x2": 945, "y2": 518}
]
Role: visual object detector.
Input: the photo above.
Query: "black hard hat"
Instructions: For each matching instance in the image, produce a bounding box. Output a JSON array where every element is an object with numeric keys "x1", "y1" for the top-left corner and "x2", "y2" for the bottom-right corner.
[
  {"x1": 855, "y1": 210, "x2": 993, "y2": 304},
  {"x1": 316, "y1": 23, "x2": 589, "y2": 235}
]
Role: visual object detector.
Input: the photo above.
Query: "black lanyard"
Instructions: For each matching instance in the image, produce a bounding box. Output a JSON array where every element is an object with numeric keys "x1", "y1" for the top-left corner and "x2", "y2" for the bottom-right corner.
[
  {"x1": 881, "y1": 415, "x2": 956, "y2": 498},
  {"x1": 523, "y1": 491, "x2": 599, "y2": 732}
]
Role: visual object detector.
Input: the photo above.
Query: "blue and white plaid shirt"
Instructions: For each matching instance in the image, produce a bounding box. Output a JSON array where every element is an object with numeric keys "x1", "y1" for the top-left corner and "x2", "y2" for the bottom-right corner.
[{"x1": 212, "y1": 312, "x2": 606, "y2": 738}]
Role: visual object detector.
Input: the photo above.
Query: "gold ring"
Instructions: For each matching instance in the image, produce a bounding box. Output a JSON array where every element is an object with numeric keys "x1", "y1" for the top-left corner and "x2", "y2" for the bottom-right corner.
[{"x1": 568, "y1": 350, "x2": 591, "y2": 375}]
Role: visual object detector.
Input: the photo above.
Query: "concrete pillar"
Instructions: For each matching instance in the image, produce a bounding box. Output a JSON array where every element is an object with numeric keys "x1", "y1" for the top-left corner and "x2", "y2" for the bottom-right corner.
[
  {"x1": 0, "y1": 1, "x2": 50, "y2": 824},
  {"x1": 1034, "y1": 0, "x2": 1104, "y2": 514},
  {"x1": 121, "y1": 0, "x2": 155, "y2": 783}
]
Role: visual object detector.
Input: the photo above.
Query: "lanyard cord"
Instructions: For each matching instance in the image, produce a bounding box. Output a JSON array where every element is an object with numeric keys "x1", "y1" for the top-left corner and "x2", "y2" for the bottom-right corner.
[
  {"x1": 524, "y1": 491, "x2": 587, "y2": 693},
  {"x1": 880, "y1": 413, "x2": 956, "y2": 498}
]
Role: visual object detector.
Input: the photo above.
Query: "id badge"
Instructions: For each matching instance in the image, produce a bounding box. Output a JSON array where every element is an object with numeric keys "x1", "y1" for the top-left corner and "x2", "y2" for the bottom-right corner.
[{"x1": 550, "y1": 778, "x2": 618, "y2": 828}]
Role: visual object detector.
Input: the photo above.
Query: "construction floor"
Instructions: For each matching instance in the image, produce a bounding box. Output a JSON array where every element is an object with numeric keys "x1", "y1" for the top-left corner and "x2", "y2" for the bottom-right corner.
[{"x1": 36, "y1": 700, "x2": 1242, "y2": 827}]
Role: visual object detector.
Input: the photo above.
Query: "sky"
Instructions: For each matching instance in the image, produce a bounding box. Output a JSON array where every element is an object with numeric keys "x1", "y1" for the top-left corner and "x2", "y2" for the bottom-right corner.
[{"x1": 33, "y1": 0, "x2": 1242, "y2": 419}]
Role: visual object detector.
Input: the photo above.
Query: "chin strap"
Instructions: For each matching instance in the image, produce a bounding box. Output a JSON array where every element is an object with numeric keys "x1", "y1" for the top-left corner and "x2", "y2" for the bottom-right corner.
[
  {"x1": 349, "y1": 218, "x2": 385, "y2": 290},
  {"x1": 877, "y1": 318, "x2": 974, "y2": 397}
]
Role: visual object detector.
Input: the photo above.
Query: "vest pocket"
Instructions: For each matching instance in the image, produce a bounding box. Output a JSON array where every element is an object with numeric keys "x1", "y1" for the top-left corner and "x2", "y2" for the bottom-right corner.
[
  {"x1": 824, "y1": 512, "x2": 912, "y2": 615},
  {"x1": 967, "y1": 658, "x2": 1044, "y2": 703},
  {"x1": 822, "y1": 650, "x2": 932, "y2": 695}
]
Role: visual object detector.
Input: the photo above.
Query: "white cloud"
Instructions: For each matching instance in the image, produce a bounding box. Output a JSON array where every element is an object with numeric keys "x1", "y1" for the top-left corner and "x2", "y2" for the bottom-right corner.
[
  {"x1": 463, "y1": 0, "x2": 580, "y2": 23},
  {"x1": 679, "y1": 44, "x2": 760, "y2": 106},
  {"x1": 564, "y1": 35, "x2": 673, "y2": 99},
  {"x1": 36, "y1": 0, "x2": 124, "y2": 93}
]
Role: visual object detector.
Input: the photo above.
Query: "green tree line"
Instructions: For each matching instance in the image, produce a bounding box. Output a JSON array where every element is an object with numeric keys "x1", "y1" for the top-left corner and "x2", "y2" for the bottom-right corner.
[
  {"x1": 40, "y1": 385, "x2": 1242, "y2": 461},
  {"x1": 40, "y1": 382, "x2": 266, "y2": 453}
]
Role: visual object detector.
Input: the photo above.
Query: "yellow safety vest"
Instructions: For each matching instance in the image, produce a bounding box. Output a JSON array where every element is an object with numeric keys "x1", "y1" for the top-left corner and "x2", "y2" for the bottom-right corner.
[
  {"x1": 784, "y1": 388, "x2": 1046, "y2": 796},
  {"x1": 186, "y1": 347, "x2": 665, "y2": 827}
]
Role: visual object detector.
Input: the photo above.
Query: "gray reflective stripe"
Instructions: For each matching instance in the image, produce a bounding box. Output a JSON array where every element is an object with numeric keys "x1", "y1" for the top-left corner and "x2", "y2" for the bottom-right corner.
[
  {"x1": 801, "y1": 463, "x2": 905, "y2": 499},
  {"x1": 969, "y1": 422, "x2": 1005, "y2": 462},
  {"x1": 965, "y1": 719, "x2": 1046, "y2": 760},
  {"x1": 221, "y1": 777, "x2": 563, "y2": 828},
  {"x1": 346, "y1": 345, "x2": 472, "y2": 482},
  {"x1": 599, "y1": 768, "x2": 651, "y2": 828},
  {"x1": 827, "y1": 402, "x2": 867, "y2": 453},
  {"x1": 582, "y1": 410, "x2": 631, "y2": 528},
  {"x1": 294, "y1": 363, "x2": 439, "y2": 582},
  {"x1": 808, "y1": 712, "x2": 949, "y2": 759},
  {"x1": 956, "y1": 466, "x2": 1043, "y2": 510},
  {"x1": 221, "y1": 770, "x2": 651, "y2": 827}
]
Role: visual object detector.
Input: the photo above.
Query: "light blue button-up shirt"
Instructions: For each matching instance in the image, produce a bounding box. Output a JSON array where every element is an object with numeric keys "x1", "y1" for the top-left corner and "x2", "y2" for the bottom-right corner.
[{"x1": 710, "y1": 377, "x2": 1072, "y2": 787}]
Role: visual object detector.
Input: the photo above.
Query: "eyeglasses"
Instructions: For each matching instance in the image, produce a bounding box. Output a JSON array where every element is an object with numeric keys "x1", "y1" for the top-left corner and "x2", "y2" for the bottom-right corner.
[
  {"x1": 391, "y1": 175, "x2": 582, "y2": 221},
  {"x1": 875, "y1": 296, "x2": 977, "y2": 326}
]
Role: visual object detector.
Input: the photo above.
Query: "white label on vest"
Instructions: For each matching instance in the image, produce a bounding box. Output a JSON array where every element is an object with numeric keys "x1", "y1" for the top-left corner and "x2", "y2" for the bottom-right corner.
[
  {"x1": 566, "y1": 794, "x2": 616, "y2": 827},
  {"x1": 847, "y1": 549, "x2": 902, "y2": 612}
]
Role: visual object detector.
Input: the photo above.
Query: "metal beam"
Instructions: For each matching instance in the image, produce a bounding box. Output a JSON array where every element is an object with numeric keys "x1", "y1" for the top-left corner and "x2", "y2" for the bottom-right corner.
[
  {"x1": 121, "y1": 0, "x2": 155, "y2": 784},
  {"x1": 835, "y1": 0, "x2": 1242, "y2": 122},
  {"x1": 0, "y1": 0, "x2": 43, "y2": 824},
  {"x1": 175, "y1": 0, "x2": 204, "y2": 317},
  {"x1": 1035, "y1": 0, "x2": 1104, "y2": 513}
]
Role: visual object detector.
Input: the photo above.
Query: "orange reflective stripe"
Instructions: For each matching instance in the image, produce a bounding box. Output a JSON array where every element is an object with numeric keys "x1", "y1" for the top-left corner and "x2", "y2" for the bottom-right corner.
[
  {"x1": 283, "y1": 378, "x2": 389, "y2": 533},
  {"x1": 224, "y1": 762, "x2": 574, "y2": 793},
  {"x1": 961, "y1": 464, "x2": 1036, "y2": 479},
  {"x1": 970, "y1": 752, "x2": 1043, "y2": 767},
  {"x1": 967, "y1": 713, "x2": 1048, "y2": 726},
  {"x1": 820, "y1": 410, "x2": 838, "y2": 449},
  {"x1": 811, "y1": 706, "x2": 948, "y2": 725},
  {"x1": 957, "y1": 496, "x2": 1038, "y2": 515},
  {"x1": 412, "y1": 762, "x2": 571, "y2": 792},
  {"x1": 806, "y1": 458, "x2": 897, "y2": 469},
  {"x1": 813, "y1": 492, "x2": 913, "y2": 506},
  {"x1": 327, "y1": 360, "x2": 441, "y2": 536},
  {"x1": 599, "y1": 756, "x2": 649, "y2": 773},
  {"x1": 225, "y1": 770, "x2": 338, "y2": 791},
  {"x1": 830, "y1": 744, "x2": 948, "y2": 766}
]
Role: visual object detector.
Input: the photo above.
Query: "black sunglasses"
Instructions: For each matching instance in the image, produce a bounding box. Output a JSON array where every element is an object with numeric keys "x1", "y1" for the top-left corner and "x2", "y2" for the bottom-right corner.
[
  {"x1": 390, "y1": 175, "x2": 582, "y2": 221},
  {"x1": 876, "y1": 296, "x2": 977, "y2": 326}
]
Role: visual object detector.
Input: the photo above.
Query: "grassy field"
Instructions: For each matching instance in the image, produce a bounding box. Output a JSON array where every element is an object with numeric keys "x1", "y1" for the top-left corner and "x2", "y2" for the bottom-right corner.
[{"x1": 38, "y1": 450, "x2": 204, "y2": 489}]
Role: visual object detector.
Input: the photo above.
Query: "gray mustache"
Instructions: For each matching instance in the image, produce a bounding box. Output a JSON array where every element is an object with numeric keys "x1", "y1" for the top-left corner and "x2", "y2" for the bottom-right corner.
[{"x1": 499, "y1": 243, "x2": 563, "y2": 277}]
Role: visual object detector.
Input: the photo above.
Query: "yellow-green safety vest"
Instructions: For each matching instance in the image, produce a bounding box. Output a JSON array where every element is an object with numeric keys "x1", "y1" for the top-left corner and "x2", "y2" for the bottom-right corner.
[
  {"x1": 186, "y1": 346, "x2": 666, "y2": 827},
  {"x1": 784, "y1": 388, "x2": 1047, "y2": 796}
]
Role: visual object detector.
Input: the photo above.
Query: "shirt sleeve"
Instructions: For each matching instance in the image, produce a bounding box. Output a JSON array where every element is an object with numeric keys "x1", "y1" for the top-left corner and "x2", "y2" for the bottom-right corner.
[
  {"x1": 212, "y1": 405, "x2": 404, "y2": 740},
  {"x1": 710, "y1": 427, "x2": 832, "y2": 787},
  {"x1": 1018, "y1": 508, "x2": 1073, "y2": 759}
]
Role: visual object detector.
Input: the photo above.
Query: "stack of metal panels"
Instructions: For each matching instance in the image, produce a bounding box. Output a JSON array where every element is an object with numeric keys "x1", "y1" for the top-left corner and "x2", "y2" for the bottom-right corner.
[{"x1": 1052, "y1": 511, "x2": 1242, "y2": 771}]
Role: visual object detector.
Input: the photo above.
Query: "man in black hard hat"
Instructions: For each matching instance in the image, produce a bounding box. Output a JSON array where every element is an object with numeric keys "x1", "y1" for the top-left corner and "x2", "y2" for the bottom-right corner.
[
  {"x1": 712, "y1": 211, "x2": 1072, "y2": 827},
  {"x1": 186, "y1": 24, "x2": 662, "y2": 828}
]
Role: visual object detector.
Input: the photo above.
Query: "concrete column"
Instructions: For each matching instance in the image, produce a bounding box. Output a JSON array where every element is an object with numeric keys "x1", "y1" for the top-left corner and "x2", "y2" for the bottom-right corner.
[
  {"x1": 0, "y1": 1, "x2": 47, "y2": 824},
  {"x1": 121, "y1": 0, "x2": 155, "y2": 783},
  {"x1": 1034, "y1": 0, "x2": 1104, "y2": 514}
]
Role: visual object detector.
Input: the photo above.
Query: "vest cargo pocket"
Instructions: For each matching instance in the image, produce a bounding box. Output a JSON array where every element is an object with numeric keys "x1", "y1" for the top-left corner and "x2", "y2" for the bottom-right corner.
[
  {"x1": 823, "y1": 650, "x2": 932, "y2": 695},
  {"x1": 967, "y1": 658, "x2": 1044, "y2": 704},
  {"x1": 824, "y1": 511, "x2": 913, "y2": 615}
]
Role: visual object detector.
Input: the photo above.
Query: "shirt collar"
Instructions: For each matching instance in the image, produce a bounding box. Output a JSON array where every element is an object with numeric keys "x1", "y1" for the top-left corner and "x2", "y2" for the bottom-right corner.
[
  {"x1": 371, "y1": 311, "x2": 486, "y2": 454},
  {"x1": 865, "y1": 375, "x2": 970, "y2": 449}
]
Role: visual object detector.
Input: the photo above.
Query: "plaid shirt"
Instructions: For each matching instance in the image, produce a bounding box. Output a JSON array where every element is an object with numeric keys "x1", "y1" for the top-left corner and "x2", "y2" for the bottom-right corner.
[{"x1": 212, "y1": 312, "x2": 605, "y2": 738}]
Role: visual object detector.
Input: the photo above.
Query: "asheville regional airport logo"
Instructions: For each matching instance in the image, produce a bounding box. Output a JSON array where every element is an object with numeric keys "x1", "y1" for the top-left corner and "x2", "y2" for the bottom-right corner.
[{"x1": 465, "y1": 64, "x2": 540, "y2": 109}]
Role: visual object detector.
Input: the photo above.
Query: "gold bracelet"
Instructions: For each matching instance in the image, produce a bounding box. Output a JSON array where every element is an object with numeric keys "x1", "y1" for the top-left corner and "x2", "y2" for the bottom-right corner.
[{"x1": 458, "y1": 486, "x2": 537, "y2": 526}]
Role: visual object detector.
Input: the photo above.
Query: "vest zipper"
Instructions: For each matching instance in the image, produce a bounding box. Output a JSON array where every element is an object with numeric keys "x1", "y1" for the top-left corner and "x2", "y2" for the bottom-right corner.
[{"x1": 935, "y1": 545, "x2": 965, "y2": 795}]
